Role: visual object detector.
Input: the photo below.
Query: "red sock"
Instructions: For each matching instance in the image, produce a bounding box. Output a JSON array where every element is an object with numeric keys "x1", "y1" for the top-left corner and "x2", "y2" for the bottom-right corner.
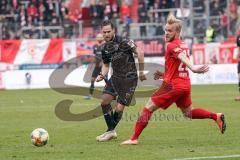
[
  {"x1": 189, "y1": 108, "x2": 217, "y2": 121},
  {"x1": 131, "y1": 108, "x2": 152, "y2": 140}
]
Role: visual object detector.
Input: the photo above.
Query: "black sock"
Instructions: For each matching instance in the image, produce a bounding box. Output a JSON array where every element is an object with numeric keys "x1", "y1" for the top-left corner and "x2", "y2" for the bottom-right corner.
[
  {"x1": 89, "y1": 81, "x2": 94, "y2": 95},
  {"x1": 238, "y1": 81, "x2": 240, "y2": 93},
  {"x1": 112, "y1": 111, "x2": 123, "y2": 129},
  {"x1": 101, "y1": 104, "x2": 114, "y2": 131}
]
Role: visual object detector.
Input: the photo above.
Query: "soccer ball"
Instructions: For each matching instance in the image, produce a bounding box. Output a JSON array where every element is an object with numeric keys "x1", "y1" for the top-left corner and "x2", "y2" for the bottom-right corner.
[{"x1": 30, "y1": 128, "x2": 49, "y2": 147}]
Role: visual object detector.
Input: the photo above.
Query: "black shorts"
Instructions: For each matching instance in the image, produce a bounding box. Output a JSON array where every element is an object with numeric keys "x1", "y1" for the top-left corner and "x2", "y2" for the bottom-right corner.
[
  {"x1": 103, "y1": 76, "x2": 138, "y2": 106},
  {"x1": 92, "y1": 66, "x2": 101, "y2": 78},
  {"x1": 238, "y1": 62, "x2": 240, "y2": 74}
]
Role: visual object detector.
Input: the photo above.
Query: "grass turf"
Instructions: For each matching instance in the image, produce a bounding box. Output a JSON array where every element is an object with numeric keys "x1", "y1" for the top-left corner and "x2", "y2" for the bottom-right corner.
[{"x1": 0, "y1": 84, "x2": 239, "y2": 160}]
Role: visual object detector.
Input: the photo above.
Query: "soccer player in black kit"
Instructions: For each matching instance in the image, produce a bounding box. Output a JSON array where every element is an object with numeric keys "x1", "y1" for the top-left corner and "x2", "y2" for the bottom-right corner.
[
  {"x1": 95, "y1": 20, "x2": 147, "y2": 141},
  {"x1": 85, "y1": 33, "x2": 105, "y2": 99},
  {"x1": 235, "y1": 33, "x2": 240, "y2": 101}
]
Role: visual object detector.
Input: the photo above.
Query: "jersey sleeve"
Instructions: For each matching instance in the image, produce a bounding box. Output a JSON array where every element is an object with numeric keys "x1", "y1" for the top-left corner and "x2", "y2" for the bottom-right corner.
[
  {"x1": 168, "y1": 43, "x2": 183, "y2": 58},
  {"x1": 101, "y1": 44, "x2": 111, "y2": 64},
  {"x1": 237, "y1": 35, "x2": 240, "y2": 47},
  {"x1": 128, "y1": 39, "x2": 136, "y2": 50},
  {"x1": 119, "y1": 38, "x2": 136, "y2": 52},
  {"x1": 92, "y1": 45, "x2": 97, "y2": 55}
]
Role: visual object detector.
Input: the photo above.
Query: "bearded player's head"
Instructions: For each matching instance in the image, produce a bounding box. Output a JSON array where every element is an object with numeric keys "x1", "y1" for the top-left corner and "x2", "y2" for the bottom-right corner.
[
  {"x1": 101, "y1": 20, "x2": 115, "y2": 42},
  {"x1": 164, "y1": 14, "x2": 182, "y2": 42}
]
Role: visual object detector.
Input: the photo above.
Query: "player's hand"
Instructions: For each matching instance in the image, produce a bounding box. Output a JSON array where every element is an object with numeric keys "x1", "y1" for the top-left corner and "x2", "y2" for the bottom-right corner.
[
  {"x1": 192, "y1": 65, "x2": 209, "y2": 74},
  {"x1": 154, "y1": 70, "x2": 164, "y2": 80},
  {"x1": 96, "y1": 74, "x2": 104, "y2": 82},
  {"x1": 139, "y1": 72, "x2": 147, "y2": 81}
]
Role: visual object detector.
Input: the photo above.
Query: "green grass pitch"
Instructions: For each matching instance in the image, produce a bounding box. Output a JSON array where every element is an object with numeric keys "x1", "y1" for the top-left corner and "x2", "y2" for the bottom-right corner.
[{"x1": 0, "y1": 84, "x2": 239, "y2": 160}]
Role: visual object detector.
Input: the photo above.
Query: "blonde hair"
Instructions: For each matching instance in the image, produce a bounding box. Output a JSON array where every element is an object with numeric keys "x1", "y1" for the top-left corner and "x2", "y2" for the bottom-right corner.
[{"x1": 167, "y1": 13, "x2": 182, "y2": 33}]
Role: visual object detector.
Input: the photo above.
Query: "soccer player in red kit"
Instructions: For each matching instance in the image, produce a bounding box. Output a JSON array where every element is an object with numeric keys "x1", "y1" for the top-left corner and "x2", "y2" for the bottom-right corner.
[{"x1": 121, "y1": 14, "x2": 226, "y2": 145}]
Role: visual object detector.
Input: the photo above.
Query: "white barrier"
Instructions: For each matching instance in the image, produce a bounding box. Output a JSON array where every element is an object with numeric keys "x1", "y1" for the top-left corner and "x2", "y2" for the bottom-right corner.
[
  {"x1": 3, "y1": 69, "x2": 53, "y2": 89},
  {"x1": 1, "y1": 64, "x2": 238, "y2": 90},
  {"x1": 0, "y1": 72, "x2": 5, "y2": 89},
  {"x1": 2, "y1": 66, "x2": 106, "y2": 90},
  {"x1": 189, "y1": 64, "x2": 238, "y2": 84}
]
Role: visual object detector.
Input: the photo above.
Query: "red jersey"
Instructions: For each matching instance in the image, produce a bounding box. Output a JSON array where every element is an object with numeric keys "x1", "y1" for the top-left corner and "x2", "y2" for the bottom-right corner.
[{"x1": 163, "y1": 38, "x2": 190, "y2": 89}]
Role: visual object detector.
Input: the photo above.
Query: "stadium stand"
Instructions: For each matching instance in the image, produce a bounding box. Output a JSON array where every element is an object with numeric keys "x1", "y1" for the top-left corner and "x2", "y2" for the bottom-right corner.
[
  {"x1": 0, "y1": 0, "x2": 239, "y2": 89},
  {"x1": 0, "y1": 0, "x2": 239, "y2": 41}
]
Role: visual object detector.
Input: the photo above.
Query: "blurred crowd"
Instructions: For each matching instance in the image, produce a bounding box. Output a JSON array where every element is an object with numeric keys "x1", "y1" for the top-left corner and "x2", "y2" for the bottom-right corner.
[
  {"x1": 193, "y1": 0, "x2": 240, "y2": 41},
  {"x1": 79, "y1": 0, "x2": 179, "y2": 38},
  {"x1": 0, "y1": 0, "x2": 239, "y2": 41},
  {"x1": 0, "y1": 0, "x2": 180, "y2": 39},
  {"x1": 0, "y1": 0, "x2": 74, "y2": 39}
]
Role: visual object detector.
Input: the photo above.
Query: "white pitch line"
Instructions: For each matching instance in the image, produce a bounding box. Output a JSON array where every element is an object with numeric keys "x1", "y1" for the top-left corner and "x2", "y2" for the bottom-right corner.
[{"x1": 173, "y1": 154, "x2": 240, "y2": 160}]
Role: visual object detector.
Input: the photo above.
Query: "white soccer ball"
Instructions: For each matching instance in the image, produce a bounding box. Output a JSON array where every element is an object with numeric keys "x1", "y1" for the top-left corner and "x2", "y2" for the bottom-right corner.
[{"x1": 30, "y1": 128, "x2": 49, "y2": 147}]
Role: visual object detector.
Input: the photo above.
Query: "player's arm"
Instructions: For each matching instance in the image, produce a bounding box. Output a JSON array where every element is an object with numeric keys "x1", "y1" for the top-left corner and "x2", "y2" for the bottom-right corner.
[
  {"x1": 96, "y1": 46, "x2": 109, "y2": 82},
  {"x1": 238, "y1": 48, "x2": 240, "y2": 62},
  {"x1": 101, "y1": 63, "x2": 109, "y2": 77},
  {"x1": 177, "y1": 52, "x2": 209, "y2": 73},
  {"x1": 92, "y1": 45, "x2": 97, "y2": 62},
  {"x1": 96, "y1": 63, "x2": 109, "y2": 82},
  {"x1": 133, "y1": 46, "x2": 147, "y2": 81}
]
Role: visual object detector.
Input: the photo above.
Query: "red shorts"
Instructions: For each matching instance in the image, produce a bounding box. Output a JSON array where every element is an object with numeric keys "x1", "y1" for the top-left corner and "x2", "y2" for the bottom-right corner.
[{"x1": 151, "y1": 82, "x2": 192, "y2": 109}]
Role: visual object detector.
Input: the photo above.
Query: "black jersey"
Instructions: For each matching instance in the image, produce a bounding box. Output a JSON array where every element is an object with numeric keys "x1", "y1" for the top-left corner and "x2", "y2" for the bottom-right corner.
[
  {"x1": 237, "y1": 35, "x2": 240, "y2": 47},
  {"x1": 93, "y1": 44, "x2": 103, "y2": 67},
  {"x1": 101, "y1": 35, "x2": 137, "y2": 79}
]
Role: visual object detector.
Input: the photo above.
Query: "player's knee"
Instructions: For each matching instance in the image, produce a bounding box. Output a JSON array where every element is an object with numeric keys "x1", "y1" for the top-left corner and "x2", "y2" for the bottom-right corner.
[
  {"x1": 101, "y1": 94, "x2": 114, "y2": 105},
  {"x1": 183, "y1": 111, "x2": 191, "y2": 118},
  {"x1": 181, "y1": 107, "x2": 193, "y2": 118},
  {"x1": 100, "y1": 100, "x2": 109, "y2": 106},
  {"x1": 115, "y1": 104, "x2": 125, "y2": 112},
  {"x1": 145, "y1": 99, "x2": 158, "y2": 112},
  {"x1": 91, "y1": 77, "x2": 96, "y2": 82},
  {"x1": 145, "y1": 105, "x2": 157, "y2": 112}
]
